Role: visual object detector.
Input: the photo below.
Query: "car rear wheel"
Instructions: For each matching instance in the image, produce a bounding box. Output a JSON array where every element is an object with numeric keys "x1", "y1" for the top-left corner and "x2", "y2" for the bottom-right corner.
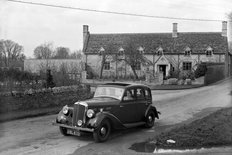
[
  {"x1": 93, "y1": 119, "x2": 111, "y2": 142},
  {"x1": 145, "y1": 111, "x2": 155, "y2": 128},
  {"x1": 59, "y1": 127, "x2": 69, "y2": 136}
]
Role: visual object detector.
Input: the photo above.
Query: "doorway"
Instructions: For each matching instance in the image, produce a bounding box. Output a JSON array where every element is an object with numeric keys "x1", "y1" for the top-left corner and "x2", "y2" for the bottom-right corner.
[{"x1": 158, "y1": 65, "x2": 166, "y2": 79}]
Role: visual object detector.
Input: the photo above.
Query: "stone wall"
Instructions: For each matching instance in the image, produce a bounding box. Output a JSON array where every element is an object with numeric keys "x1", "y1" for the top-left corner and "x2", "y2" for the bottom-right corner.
[{"x1": 86, "y1": 53, "x2": 225, "y2": 79}]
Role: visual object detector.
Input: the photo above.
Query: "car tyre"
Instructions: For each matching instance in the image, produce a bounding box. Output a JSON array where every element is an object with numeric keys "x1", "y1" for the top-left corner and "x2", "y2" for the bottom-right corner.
[
  {"x1": 145, "y1": 110, "x2": 155, "y2": 128},
  {"x1": 59, "y1": 127, "x2": 69, "y2": 136},
  {"x1": 93, "y1": 119, "x2": 111, "y2": 142}
]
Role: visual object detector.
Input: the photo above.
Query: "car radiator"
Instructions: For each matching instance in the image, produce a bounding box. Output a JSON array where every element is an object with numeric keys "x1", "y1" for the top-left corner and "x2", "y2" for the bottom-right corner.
[{"x1": 72, "y1": 102, "x2": 87, "y2": 127}]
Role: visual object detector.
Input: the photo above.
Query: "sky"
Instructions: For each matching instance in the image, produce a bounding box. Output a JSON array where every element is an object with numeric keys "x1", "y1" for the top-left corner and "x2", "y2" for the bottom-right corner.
[{"x1": 0, "y1": 0, "x2": 232, "y2": 58}]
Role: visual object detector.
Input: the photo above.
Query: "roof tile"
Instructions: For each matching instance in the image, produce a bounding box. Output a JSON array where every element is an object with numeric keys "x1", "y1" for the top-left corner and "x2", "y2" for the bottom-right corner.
[{"x1": 84, "y1": 32, "x2": 228, "y2": 54}]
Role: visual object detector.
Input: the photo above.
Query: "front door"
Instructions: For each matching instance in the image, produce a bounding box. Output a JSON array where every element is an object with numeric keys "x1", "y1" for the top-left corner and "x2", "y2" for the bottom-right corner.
[{"x1": 159, "y1": 65, "x2": 166, "y2": 79}]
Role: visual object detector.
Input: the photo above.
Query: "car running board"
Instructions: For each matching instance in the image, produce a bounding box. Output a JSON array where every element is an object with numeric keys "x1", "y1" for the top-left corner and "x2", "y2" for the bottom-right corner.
[{"x1": 123, "y1": 122, "x2": 145, "y2": 128}]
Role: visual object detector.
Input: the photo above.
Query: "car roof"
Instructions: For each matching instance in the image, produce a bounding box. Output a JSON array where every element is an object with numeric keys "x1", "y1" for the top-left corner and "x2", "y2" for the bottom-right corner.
[{"x1": 99, "y1": 82, "x2": 150, "y2": 89}]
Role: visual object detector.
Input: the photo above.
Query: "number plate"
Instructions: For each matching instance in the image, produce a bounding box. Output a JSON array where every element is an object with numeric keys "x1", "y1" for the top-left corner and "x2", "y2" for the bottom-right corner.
[{"x1": 67, "y1": 129, "x2": 81, "y2": 136}]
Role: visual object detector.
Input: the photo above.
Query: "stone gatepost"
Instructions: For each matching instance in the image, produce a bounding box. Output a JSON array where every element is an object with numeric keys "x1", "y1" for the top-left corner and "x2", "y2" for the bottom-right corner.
[{"x1": 81, "y1": 71, "x2": 87, "y2": 82}]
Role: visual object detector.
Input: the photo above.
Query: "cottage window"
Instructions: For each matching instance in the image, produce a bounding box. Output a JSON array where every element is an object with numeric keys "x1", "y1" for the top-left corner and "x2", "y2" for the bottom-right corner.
[
  {"x1": 184, "y1": 51, "x2": 191, "y2": 56},
  {"x1": 183, "y1": 62, "x2": 192, "y2": 71},
  {"x1": 98, "y1": 47, "x2": 105, "y2": 55},
  {"x1": 138, "y1": 46, "x2": 144, "y2": 54},
  {"x1": 118, "y1": 47, "x2": 124, "y2": 56},
  {"x1": 205, "y1": 46, "x2": 213, "y2": 57},
  {"x1": 104, "y1": 61, "x2": 110, "y2": 70},
  {"x1": 206, "y1": 50, "x2": 213, "y2": 56},
  {"x1": 157, "y1": 51, "x2": 163, "y2": 56},
  {"x1": 184, "y1": 47, "x2": 191, "y2": 56},
  {"x1": 157, "y1": 47, "x2": 163, "y2": 56},
  {"x1": 134, "y1": 62, "x2": 141, "y2": 70}
]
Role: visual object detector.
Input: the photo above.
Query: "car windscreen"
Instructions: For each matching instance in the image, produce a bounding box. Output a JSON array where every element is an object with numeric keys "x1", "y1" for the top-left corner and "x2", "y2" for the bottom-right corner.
[{"x1": 94, "y1": 86, "x2": 124, "y2": 100}]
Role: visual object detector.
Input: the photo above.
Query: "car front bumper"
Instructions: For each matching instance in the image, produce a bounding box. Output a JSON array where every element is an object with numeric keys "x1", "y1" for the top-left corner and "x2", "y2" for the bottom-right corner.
[{"x1": 52, "y1": 122, "x2": 94, "y2": 132}]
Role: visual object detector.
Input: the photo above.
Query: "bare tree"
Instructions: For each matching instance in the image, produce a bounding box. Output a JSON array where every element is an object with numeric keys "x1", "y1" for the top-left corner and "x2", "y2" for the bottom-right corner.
[
  {"x1": 123, "y1": 42, "x2": 150, "y2": 79},
  {"x1": 54, "y1": 47, "x2": 70, "y2": 59},
  {"x1": 0, "y1": 40, "x2": 25, "y2": 67},
  {"x1": 99, "y1": 44, "x2": 115, "y2": 79},
  {"x1": 97, "y1": 41, "x2": 150, "y2": 79},
  {"x1": 69, "y1": 50, "x2": 82, "y2": 59},
  {"x1": 34, "y1": 42, "x2": 53, "y2": 59}
]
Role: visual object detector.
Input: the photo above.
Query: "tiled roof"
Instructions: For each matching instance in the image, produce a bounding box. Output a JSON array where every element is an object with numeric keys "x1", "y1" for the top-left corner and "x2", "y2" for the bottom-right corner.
[{"x1": 84, "y1": 32, "x2": 228, "y2": 54}]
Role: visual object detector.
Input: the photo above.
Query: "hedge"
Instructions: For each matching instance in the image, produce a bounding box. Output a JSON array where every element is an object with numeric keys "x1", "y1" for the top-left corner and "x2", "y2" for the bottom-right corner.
[{"x1": 204, "y1": 64, "x2": 225, "y2": 85}]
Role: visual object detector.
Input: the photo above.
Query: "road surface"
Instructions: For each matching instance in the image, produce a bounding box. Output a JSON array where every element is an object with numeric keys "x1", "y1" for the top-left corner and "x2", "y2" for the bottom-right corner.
[{"x1": 0, "y1": 78, "x2": 231, "y2": 155}]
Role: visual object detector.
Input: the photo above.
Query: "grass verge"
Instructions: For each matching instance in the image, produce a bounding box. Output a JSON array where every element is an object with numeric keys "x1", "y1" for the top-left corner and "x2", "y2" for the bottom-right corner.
[{"x1": 130, "y1": 107, "x2": 232, "y2": 152}]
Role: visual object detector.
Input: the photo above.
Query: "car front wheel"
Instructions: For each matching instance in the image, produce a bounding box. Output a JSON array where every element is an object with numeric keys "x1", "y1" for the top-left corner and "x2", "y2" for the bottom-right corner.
[
  {"x1": 93, "y1": 119, "x2": 111, "y2": 142},
  {"x1": 145, "y1": 111, "x2": 155, "y2": 128},
  {"x1": 59, "y1": 127, "x2": 69, "y2": 136}
]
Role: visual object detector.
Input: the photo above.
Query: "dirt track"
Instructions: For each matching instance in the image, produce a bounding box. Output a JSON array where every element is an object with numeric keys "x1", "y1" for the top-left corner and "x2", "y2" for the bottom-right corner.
[{"x1": 0, "y1": 78, "x2": 231, "y2": 155}]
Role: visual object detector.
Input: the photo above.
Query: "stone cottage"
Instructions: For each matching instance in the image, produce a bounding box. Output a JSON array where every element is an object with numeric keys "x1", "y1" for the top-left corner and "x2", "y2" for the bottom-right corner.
[{"x1": 82, "y1": 22, "x2": 228, "y2": 79}]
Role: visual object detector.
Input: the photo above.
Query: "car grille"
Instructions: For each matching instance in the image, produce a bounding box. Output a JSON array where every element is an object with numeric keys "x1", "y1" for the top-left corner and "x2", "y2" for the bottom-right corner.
[{"x1": 72, "y1": 102, "x2": 87, "y2": 127}]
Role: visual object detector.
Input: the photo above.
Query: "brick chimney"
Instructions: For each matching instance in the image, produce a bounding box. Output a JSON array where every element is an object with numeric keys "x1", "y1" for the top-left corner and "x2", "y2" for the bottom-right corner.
[
  {"x1": 222, "y1": 21, "x2": 227, "y2": 37},
  {"x1": 83, "y1": 25, "x2": 89, "y2": 45},
  {"x1": 172, "y1": 23, "x2": 178, "y2": 38}
]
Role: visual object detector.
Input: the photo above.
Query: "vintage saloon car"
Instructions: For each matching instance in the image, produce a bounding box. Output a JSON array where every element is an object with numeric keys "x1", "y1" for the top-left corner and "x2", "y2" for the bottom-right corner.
[{"x1": 53, "y1": 83, "x2": 160, "y2": 142}]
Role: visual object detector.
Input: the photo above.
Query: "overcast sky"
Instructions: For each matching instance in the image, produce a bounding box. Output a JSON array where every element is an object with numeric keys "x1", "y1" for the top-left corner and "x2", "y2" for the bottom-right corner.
[{"x1": 1, "y1": 0, "x2": 232, "y2": 58}]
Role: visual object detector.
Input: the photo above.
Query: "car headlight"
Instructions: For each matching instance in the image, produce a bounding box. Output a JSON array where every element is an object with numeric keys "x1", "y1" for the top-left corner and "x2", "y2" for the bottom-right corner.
[
  {"x1": 87, "y1": 109, "x2": 95, "y2": 118},
  {"x1": 62, "y1": 105, "x2": 69, "y2": 115}
]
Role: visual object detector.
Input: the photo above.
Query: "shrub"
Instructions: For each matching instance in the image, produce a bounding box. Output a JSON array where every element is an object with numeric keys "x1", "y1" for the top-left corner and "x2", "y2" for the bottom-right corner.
[
  {"x1": 194, "y1": 63, "x2": 207, "y2": 78},
  {"x1": 86, "y1": 64, "x2": 95, "y2": 79},
  {"x1": 178, "y1": 79, "x2": 185, "y2": 85},
  {"x1": 179, "y1": 71, "x2": 195, "y2": 80},
  {"x1": 185, "y1": 79, "x2": 192, "y2": 85},
  {"x1": 167, "y1": 78, "x2": 178, "y2": 85},
  {"x1": 46, "y1": 69, "x2": 55, "y2": 88},
  {"x1": 168, "y1": 69, "x2": 180, "y2": 79}
]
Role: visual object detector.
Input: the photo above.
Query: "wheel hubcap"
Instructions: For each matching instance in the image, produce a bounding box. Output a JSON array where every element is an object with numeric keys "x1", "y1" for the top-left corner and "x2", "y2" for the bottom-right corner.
[
  {"x1": 148, "y1": 116, "x2": 153, "y2": 122},
  {"x1": 100, "y1": 127, "x2": 106, "y2": 135}
]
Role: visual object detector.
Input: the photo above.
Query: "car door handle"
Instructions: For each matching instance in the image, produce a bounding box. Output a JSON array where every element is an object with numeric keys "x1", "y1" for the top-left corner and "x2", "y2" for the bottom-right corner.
[{"x1": 120, "y1": 105, "x2": 124, "y2": 108}]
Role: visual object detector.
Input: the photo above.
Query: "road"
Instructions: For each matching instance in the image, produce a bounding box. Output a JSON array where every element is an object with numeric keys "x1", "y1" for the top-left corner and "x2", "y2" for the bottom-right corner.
[{"x1": 0, "y1": 78, "x2": 231, "y2": 155}]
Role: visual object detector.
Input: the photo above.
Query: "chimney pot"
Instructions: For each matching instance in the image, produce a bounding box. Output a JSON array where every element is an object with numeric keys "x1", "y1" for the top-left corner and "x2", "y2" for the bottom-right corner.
[
  {"x1": 222, "y1": 21, "x2": 227, "y2": 37},
  {"x1": 172, "y1": 23, "x2": 178, "y2": 38},
  {"x1": 83, "y1": 25, "x2": 89, "y2": 46}
]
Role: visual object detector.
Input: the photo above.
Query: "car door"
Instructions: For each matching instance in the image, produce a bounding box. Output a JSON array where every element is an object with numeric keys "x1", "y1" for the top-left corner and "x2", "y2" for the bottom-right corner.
[
  {"x1": 136, "y1": 87, "x2": 151, "y2": 121},
  {"x1": 117, "y1": 88, "x2": 139, "y2": 123}
]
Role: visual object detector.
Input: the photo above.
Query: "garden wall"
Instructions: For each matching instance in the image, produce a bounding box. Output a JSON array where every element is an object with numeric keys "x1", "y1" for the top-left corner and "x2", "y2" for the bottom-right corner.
[
  {"x1": 204, "y1": 63, "x2": 225, "y2": 85},
  {"x1": 0, "y1": 85, "x2": 92, "y2": 122}
]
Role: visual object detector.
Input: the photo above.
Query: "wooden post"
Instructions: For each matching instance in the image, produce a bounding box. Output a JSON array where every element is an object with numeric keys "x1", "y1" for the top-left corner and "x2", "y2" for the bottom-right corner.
[{"x1": 115, "y1": 54, "x2": 118, "y2": 79}]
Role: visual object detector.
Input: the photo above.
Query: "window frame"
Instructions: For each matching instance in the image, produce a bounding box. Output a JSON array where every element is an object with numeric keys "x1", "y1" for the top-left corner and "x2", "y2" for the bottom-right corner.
[
  {"x1": 136, "y1": 88, "x2": 145, "y2": 100},
  {"x1": 157, "y1": 50, "x2": 163, "y2": 56},
  {"x1": 182, "y1": 62, "x2": 192, "y2": 71},
  {"x1": 103, "y1": 61, "x2": 110, "y2": 70},
  {"x1": 122, "y1": 88, "x2": 136, "y2": 101},
  {"x1": 206, "y1": 50, "x2": 213, "y2": 57},
  {"x1": 184, "y1": 50, "x2": 191, "y2": 56}
]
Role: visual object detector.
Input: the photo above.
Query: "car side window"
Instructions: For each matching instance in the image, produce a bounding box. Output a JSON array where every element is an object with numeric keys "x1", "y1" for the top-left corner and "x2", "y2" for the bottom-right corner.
[
  {"x1": 136, "y1": 88, "x2": 145, "y2": 99},
  {"x1": 144, "y1": 89, "x2": 151, "y2": 99},
  {"x1": 123, "y1": 89, "x2": 135, "y2": 101}
]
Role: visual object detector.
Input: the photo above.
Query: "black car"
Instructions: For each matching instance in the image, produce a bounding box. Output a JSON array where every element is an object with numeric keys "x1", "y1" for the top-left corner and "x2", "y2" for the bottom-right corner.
[{"x1": 53, "y1": 82, "x2": 160, "y2": 142}]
